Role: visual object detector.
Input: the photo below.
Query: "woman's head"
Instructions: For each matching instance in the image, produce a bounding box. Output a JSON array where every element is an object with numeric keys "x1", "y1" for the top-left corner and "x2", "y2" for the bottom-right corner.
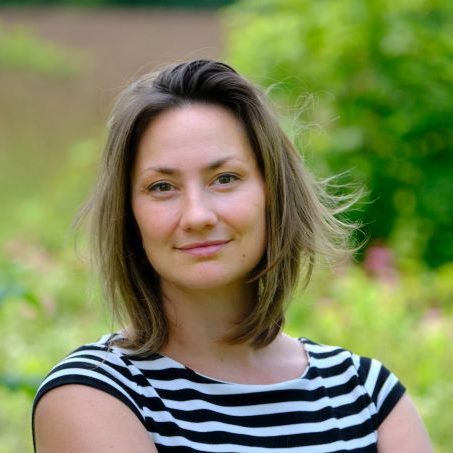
[
  {"x1": 86, "y1": 59, "x2": 354, "y2": 354},
  {"x1": 130, "y1": 101, "x2": 267, "y2": 298}
]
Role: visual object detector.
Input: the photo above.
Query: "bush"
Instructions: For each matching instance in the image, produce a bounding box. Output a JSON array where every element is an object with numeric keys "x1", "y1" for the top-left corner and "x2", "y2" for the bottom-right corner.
[{"x1": 226, "y1": 0, "x2": 453, "y2": 267}]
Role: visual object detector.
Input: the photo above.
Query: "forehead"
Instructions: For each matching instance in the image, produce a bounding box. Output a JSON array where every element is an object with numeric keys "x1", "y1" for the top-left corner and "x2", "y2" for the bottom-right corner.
[{"x1": 134, "y1": 103, "x2": 257, "y2": 170}]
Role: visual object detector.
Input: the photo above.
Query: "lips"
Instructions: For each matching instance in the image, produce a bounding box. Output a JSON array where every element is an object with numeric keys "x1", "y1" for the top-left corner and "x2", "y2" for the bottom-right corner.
[{"x1": 177, "y1": 240, "x2": 231, "y2": 257}]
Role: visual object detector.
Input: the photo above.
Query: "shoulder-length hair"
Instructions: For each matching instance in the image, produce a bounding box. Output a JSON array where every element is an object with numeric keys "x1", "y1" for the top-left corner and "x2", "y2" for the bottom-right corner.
[{"x1": 83, "y1": 59, "x2": 356, "y2": 354}]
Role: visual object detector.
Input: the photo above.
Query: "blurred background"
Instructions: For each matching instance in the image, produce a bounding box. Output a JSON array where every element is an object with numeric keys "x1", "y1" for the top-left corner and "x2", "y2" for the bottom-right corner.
[{"x1": 0, "y1": 0, "x2": 451, "y2": 451}]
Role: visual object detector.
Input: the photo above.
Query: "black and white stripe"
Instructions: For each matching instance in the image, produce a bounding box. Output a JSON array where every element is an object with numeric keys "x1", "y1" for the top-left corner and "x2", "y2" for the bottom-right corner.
[{"x1": 33, "y1": 334, "x2": 405, "y2": 452}]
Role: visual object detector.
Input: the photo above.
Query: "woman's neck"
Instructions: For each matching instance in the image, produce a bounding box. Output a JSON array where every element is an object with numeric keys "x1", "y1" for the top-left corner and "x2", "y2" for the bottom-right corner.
[
  {"x1": 161, "y1": 280, "x2": 256, "y2": 348},
  {"x1": 157, "y1": 281, "x2": 308, "y2": 385}
]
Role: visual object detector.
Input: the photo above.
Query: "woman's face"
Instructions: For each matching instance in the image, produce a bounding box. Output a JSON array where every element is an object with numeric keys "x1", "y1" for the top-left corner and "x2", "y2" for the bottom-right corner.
[{"x1": 130, "y1": 103, "x2": 266, "y2": 293}]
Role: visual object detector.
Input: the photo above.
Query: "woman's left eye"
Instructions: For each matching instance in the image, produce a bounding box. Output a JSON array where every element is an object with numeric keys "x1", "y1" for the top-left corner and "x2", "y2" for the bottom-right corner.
[{"x1": 215, "y1": 174, "x2": 238, "y2": 185}]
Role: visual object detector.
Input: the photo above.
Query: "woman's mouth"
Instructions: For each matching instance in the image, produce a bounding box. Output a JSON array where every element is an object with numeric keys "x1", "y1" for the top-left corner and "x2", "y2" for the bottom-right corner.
[{"x1": 177, "y1": 240, "x2": 230, "y2": 257}]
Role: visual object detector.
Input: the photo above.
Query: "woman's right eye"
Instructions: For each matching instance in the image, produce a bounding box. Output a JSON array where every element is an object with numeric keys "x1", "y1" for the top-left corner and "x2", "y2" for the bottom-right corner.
[{"x1": 147, "y1": 182, "x2": 174, "y2": 193}]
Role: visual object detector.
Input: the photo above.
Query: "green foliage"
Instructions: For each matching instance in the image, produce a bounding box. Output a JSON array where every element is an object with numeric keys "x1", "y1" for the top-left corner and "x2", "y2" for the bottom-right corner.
[
  {"x1": 0, "y1": 239, "x2": 108, "y2": 452},
  {"x1": 0, "y1": 387, "x2": 35, "y2": 453},
  {"x1": 226, "y1": 0, "x2": 453, "y2": 267},
  {"x1": 0, "y1": 22, "x2": 83, "y2": 76}
]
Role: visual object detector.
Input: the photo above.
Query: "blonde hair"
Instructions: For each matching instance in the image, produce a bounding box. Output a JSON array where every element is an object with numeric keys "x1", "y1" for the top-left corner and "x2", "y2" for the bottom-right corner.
[{"x1": 83, "y1": 60, "x2": 356, "y2": 354}]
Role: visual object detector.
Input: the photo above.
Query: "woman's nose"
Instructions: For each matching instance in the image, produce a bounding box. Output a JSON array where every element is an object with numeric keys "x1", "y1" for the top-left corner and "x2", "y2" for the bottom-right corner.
[{"x1": 179, "y1": 189, "x2": 218, "y2": 231}]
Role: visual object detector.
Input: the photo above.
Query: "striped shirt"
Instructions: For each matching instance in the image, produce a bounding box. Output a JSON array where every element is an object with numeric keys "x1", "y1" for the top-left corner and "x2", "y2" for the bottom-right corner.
[{"x1": 33, "y1": 334, "x2": 405, "y2": 452}]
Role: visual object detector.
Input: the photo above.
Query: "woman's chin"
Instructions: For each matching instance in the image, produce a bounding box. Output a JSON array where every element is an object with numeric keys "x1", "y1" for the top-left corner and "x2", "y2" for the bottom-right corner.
[{"x1": 160, "y1": 272, "x2": 246, "y2": 293}]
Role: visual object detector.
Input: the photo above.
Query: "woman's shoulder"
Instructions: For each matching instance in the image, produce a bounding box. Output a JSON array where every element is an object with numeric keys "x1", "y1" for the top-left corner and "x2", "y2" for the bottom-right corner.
[
  {"x1": 300, "y1": 337, "x2": 406, "y2": 425},
  {"x1": 33, "y1": 333, "x2": 159, "y2": 452},
  {"x1": 33, "y1": 333, "x2": 160, "y2": 424}
]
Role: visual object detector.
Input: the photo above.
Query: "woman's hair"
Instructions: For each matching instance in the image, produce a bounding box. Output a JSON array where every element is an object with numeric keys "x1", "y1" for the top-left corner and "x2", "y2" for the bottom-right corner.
[{"x1": 83, "y1": 59, "x2": 356, "y2": 354}]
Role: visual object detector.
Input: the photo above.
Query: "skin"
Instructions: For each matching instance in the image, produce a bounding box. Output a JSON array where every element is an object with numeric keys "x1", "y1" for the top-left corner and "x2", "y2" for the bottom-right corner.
[
  {"x1": 34, "y1": 385, "x2": 157, "y2": 453},
  {"x1": 377, "y1": 394, "x2": 432, "y2": 452},
  {"x1": 131, "y1": 103, "x2": 267, "y2": 296},
  {"x1": 34, "y1": 103, "x2": 432, "y2": 452}
]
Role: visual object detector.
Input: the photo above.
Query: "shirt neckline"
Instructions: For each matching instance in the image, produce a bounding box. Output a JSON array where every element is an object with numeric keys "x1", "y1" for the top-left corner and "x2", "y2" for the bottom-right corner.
[{"x1": 152, "y1": 337, "x2": 313, "y2": 387}]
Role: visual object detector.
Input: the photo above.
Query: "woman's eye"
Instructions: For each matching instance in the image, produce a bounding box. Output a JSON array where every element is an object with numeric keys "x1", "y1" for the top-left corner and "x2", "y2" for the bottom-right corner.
[
  {"x1": 216, "y1": 174, "x2": 238, "y2": 185},
  {"x1": 148, "y1": 182, "x2": 173, "y2": 193}
]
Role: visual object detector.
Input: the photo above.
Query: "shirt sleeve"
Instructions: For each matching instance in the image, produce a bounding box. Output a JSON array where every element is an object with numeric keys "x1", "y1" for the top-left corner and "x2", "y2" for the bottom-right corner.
[
  {"x1": 354, "y1": 354, "x2": 406, "y2": 427},
  {"x1": 32, "y1": 342, "x2": 147, "y2": 429}
]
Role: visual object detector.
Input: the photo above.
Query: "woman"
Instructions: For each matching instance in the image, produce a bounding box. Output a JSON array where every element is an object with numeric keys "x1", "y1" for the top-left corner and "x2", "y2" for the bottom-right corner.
[{"x1": 33, "y1": 60, "x2": 431, "y2": 452}]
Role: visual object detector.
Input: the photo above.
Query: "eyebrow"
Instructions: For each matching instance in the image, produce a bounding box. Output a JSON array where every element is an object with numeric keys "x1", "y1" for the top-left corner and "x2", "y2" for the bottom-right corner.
[{"x1": 143, "y1": 156, "x2": 235, "y2": 175}]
